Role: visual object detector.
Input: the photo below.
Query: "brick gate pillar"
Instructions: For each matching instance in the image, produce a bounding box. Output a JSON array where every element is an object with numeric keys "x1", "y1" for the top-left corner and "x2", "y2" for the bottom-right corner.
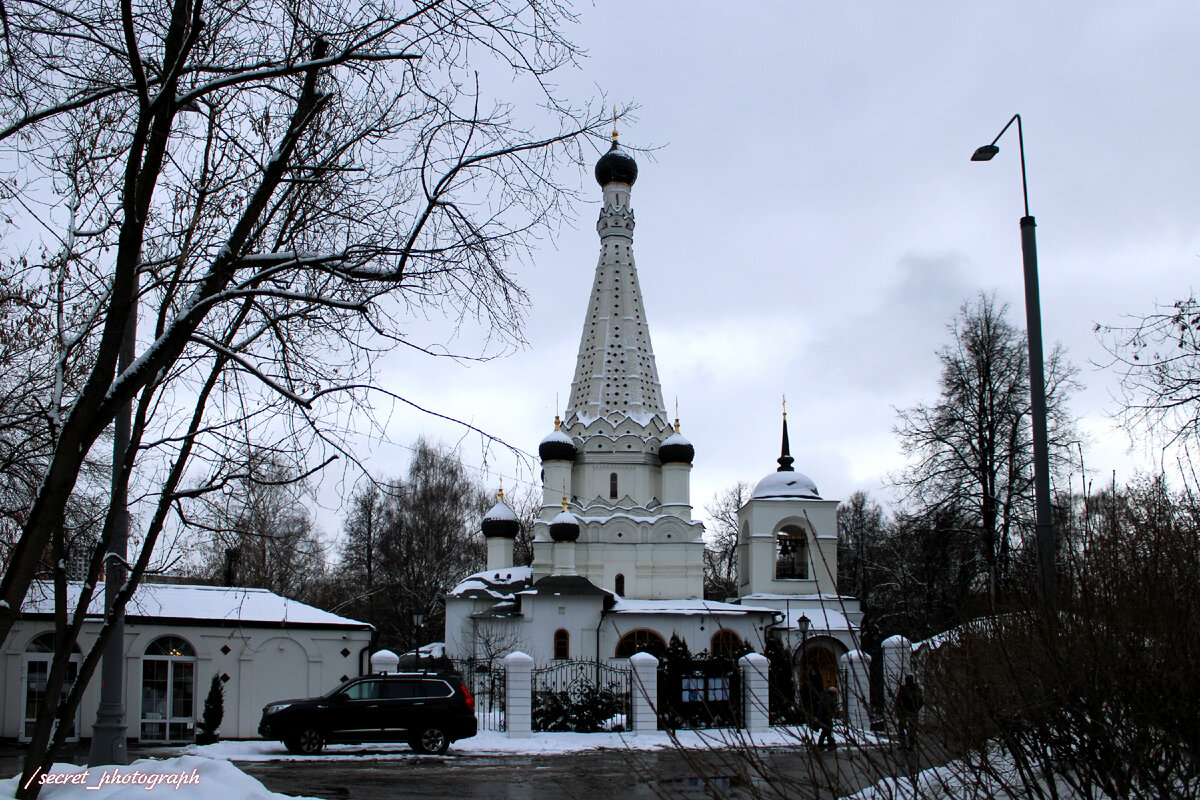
[
  {"x1": 629, "y1": 652, "x2": 659, "y2": 734},
  {"x1": 504, "y1": 651, "x2": 533, "y2": 738},
  {"x1": 739, "y1": 652, "x2": 770, "y2": 732}
]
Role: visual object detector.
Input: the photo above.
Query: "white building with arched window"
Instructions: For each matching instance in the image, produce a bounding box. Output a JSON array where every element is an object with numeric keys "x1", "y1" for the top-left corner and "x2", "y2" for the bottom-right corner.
[{"x1": 1, "y1": 582, "x2": 372, "y2": 743}]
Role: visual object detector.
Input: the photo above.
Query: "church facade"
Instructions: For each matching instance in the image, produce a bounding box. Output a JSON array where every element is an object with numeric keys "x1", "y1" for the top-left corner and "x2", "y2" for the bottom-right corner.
[{"x1": 444, "y1": 136, "x2": 861, "y2": 688}]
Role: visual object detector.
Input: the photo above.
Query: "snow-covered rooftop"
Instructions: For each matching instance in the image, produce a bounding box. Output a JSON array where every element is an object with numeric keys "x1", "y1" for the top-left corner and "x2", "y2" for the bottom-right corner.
[
  {"x1": 752, "y1": 470, "x2": 821, "y2": 500},
  {"x1": 483, "y1": 499, "x2": 518, "y2": 521},
  {"x1": 539, "y1": 429, "x2": 574, "y2": 446},
  {"x1": 20, "y1": 582, "x2": 371, "y2": 629},
  {"x1": 609, "y1": 598, "x2": 779, "y2": 617},
  {"x1": 739, "y1": 592, "x2": 842, "y2": 602},
  {"x1": 776, "y1": 606, "x2": 854, "y2": 633},
  {"x1": 448, "y1": 566, "x2": 533, "y2": 600}
]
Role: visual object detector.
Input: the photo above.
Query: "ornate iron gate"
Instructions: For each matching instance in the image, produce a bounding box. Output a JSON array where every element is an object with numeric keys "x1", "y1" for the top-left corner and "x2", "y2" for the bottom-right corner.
[
  {"x1": 531, "y1": 660, "x2": 632, "y2": 732},
  {"x1": 450, "y1": 658, "x2": 506, "y2": 732},
  {"x1": 657, "y1": 656, "x2": 742, "y2": 730}
]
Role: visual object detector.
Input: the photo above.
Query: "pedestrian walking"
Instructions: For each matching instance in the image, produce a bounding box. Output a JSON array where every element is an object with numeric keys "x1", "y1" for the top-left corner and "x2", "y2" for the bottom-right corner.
[
  {"x1": 815, "y1": 684, "x2": 838, "y2": 750},
  {"x1": 894, "y1": 675, "x2": 924, "y2": 752}
]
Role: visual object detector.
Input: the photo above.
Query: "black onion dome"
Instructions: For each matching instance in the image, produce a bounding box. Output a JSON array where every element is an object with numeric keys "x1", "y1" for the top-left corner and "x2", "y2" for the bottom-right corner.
[
  {"x1": 594, "y1": 142, "x2": 638, "y2": 187},
  {"x1": 549, "y1": 509, "x2": 581, "y2": 542},
  {"x1": 481, "y1": 499, "x2": 520, "y2": 539},
  {"x1": 539, "y1": 429, "x2": 577, "y2": 462},
  {"x1": 658, "y1": 431, "x2": 695, "y2": 465}
]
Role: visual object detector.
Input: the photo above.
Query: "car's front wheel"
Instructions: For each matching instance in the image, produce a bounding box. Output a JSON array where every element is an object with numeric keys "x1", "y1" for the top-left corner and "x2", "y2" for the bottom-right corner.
[
  {"x1": 284, "y1": 727, "x2": 325, "y2": 755},
  {"x1": 410, "y1": 726, "x2": 449, "y2": 755}
]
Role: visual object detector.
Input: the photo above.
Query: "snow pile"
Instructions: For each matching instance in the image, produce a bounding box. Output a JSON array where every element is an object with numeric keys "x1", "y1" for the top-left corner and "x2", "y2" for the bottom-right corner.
[
  {"x1": 0, "y1": 755, "x2": 317, "y2": 800},
  {"x1": 847, "y1": 746, "x2": 1116, "y2": 800}
]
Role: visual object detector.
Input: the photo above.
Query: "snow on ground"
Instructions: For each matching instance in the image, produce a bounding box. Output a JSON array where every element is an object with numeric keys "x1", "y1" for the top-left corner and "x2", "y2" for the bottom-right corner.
[
  {"x1": 1, "y1": 727, "x2": 881, "y2": 800},
  {"x1": 0, "y1": 754, "x2": 319, "y2": 800},
  {"x1": 183, "y1": 724, "x2": 875, "y2": 761}
]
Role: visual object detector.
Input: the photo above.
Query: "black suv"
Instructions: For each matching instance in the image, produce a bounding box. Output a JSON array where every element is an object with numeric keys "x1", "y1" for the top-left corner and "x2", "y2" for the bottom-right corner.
[{"x1": 258, "y1": 672, "x2": 477, "y2": 755}]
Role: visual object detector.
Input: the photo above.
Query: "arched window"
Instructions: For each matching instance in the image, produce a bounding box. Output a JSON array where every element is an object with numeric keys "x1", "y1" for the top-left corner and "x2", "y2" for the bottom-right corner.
[
  {"x1": 609, "y1": 472, "x2": 619, "y2": 499},
  {"x1": 553, "y1": 629, "x2": 570, "y2": 660},
  {"x1": 22, "y1": 634, "x2": 81, "y2": 742},
  {"x1": 775, "y1": 526, "x2": 809, "y2": 579},
  {"x1": 141, "y1": 636, "x2": 196, "y2": 742},
  {"x1": 26, "y1": 632, "x2": 80, "y2": 653},
  {"x1": 615, "y1": 573, "x2": 626, "y2": 596},
  {"x1": 615, "y1": 629, "x2": 667, "y2": 658},
  {"x1": 710, "y1": 630, "x2": 743, "y2": 659}
]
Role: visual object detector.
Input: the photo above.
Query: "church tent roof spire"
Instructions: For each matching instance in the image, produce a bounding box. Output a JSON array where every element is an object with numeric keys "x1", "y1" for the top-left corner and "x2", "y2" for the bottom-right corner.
[{"x1": 564, "y1": 138, "x2": 665, "y2": 428}]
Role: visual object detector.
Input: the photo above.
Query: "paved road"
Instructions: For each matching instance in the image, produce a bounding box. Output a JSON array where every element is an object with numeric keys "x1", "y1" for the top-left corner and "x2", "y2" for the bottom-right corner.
[{"x1": 238, "y1": 746, "x2": 933, "y2": 800}]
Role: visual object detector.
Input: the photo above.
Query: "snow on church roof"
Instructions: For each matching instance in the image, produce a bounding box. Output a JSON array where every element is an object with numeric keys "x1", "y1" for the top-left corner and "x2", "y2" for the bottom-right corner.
[
  {"x1": 752, "y1": 470, "x2": 821, "y2": 500},
  {"x1": 609, "y1": 598, "x2": 779, "y2": 618},
  {"x1": 776, "y1": 606, "x2": 854, "y2": 633},
  {"x1": 449, "y1": 566, "x2": 533, "y2": 600},
  {"x1": 21, "y1": 582, "x2": 371, "y2": 629}
]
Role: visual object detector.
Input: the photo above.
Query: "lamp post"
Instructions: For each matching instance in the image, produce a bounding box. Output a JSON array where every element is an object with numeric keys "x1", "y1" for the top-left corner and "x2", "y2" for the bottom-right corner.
[
  {"x1": 89, "y1": 270, "x2": 137, "y2": 767},
  {"x1": 971, "y1": 113, "x2": 1056, "y2": 602},
  {"x1": 412, "y1": 610, "x2": 425, "y2": 670},
  {"x1": 797, "y1": 613, "x2": 811, "y2": 717}
]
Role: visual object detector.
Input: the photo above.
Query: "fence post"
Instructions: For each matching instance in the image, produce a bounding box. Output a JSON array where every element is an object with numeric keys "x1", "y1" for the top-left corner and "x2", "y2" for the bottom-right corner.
[
  {"x1": 739, "y1": 652, "x2": 770, "y2": 733},
  {"x1": 369, "y1": 649, "x2": 398, "y2": 674},
  {"x1": 628, "y1": 652, "x2": 659, "y2": 734},
  {"x1": 504, "y1": 651, "x2": 534, "y2": 739},
  {"x1": 881, "y1": 635, "x2": 913, "y2": 702},
  {"x1": 839, "y1": 649, "x2": 871, "y2": 732}
]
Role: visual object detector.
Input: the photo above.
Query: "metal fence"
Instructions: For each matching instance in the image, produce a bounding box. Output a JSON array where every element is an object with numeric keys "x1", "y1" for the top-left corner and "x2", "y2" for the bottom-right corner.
[
  {"x1": 450, "y1": 658, "x2": 506, "y2": 732},
  {"x1": 531, "y1": 660, "x2": 632, "y2": 732}
]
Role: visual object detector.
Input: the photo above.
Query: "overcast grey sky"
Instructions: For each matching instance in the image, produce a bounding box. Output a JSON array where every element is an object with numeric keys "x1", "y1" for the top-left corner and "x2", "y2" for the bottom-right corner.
[{"x1": 340, "y1": 1, "x2": 1200, "y2": 532}]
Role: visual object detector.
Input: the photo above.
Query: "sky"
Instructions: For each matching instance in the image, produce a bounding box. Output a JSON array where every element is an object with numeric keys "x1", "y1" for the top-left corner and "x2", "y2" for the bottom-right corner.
[{"x1": 323, "y1": 1, "x2": 1200, "y2": 536}]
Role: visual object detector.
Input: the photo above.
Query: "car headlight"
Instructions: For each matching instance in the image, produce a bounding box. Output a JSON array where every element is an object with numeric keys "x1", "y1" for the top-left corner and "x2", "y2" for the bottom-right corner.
[{"x1": 264, "y1": 703, "x2": 291, "y2": 714}]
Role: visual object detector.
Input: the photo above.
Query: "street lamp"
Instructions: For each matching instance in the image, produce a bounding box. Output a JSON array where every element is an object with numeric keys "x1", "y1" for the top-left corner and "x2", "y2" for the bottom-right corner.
[
  {"x1": 971, "y1": 113, "x2": 1056, "y2": 602},
  {"x1": 412, "y1": 610, "x2": 425, "y2": 670},
  {"x1": 797, "y1": 613, "x2": 811, "y2": 718}
]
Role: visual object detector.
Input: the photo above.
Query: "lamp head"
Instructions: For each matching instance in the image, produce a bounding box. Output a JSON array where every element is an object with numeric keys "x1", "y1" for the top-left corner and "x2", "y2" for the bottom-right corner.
[
  {"x1": 971, "y1": 144, "x2": 999, "y2": 162},
  {"x1": 798, "y1": 613, "x2": 811, "y2": 636}
]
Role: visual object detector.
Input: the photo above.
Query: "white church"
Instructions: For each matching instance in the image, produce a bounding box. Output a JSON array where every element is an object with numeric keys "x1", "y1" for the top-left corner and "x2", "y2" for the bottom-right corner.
[{"x1": 444, "y1": 135, "x2": 861, "y2": 691}]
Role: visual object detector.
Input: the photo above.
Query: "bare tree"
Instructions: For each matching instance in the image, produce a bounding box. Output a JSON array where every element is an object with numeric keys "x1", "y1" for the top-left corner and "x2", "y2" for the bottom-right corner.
[
  {"x1": 0, "y1": 0, "x2": 608, "y2": 789},
  {"x1": 1100, "y1": 293, "x2": 1200, "y2": 452},
  {"x1": 835, "y1": 489, "x2": 885, "y2": 600},
  {"x1": 703, "y1": 481, "x2": 750, "y2": 600},
  {"x1": 921, "y1": 472, "x2": 1200, "y2": 800},
  {"x1": 190, "y1": 447, "x2": 327, "y2": 600},
  {"x1": 503, "y1": 481, "x2": 541, "y2": 568},
  {"x1": 376, "y1": 439, "x2": 488, "y2": 651},
  {"x1": 330, "y1": 479, "x2": 388, "y2": 623},
  {"x1": 893, "y1": 293, "x2": 1079, "y2": 600}
]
